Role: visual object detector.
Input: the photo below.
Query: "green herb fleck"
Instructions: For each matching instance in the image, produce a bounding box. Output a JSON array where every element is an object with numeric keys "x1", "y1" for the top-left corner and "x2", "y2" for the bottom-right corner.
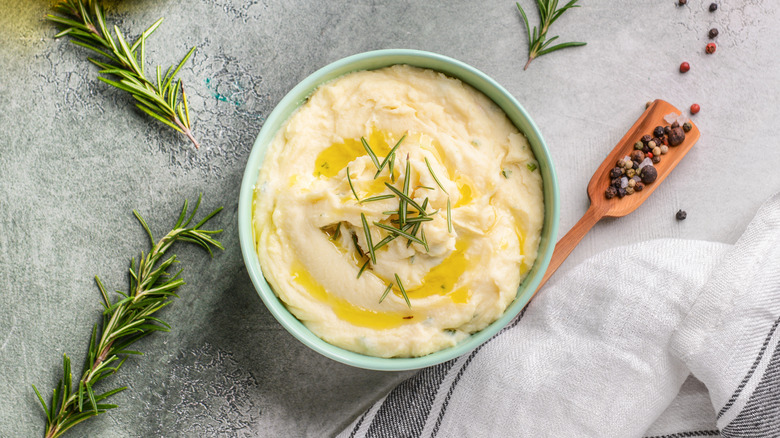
[
  {"x1": 502, "y1": 169, "x2": 512, "y2": 178},
  {"x1": 527, "y1": 162, "x2": 538, "y2": 172},
  {"x1": 373, "y1": 222, "x2": 426, "y2": 246}
]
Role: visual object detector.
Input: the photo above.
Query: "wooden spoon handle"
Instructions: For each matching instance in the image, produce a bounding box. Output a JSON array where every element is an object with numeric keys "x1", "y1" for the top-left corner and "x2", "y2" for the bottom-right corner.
[{"x1": 536, "y1": 204, "x2": 606, "y2": 291}]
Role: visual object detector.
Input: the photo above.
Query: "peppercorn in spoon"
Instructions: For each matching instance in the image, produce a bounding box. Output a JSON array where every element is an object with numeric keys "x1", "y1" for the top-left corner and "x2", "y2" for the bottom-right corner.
[{"x1": 537, "y1": 99, "x2": 701, "y2": 290}]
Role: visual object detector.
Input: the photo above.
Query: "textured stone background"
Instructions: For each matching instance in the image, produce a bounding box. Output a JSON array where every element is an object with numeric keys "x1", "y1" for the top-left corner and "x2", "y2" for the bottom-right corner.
[{"x1": 1, "y1": 0, "x2": 778, "y2": 436}]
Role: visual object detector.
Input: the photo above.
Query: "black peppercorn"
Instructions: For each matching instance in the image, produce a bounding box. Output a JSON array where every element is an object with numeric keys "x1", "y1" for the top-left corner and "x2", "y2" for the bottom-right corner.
[
  {"x1": 671, "y1": 121, "x2": 680, "y2": 129},
  {"x1": 668, "y1": 126, "x2": 686, "y2": 146},
  {"x1": 709, "y1": 3, "x2": 718, "y2": 12},
  {"x1": 605, "y1": 186, "x2": 618, "y2": 199},
  {"x1": 630, "y1": 150, "x2": 645, "y2": 163},
  {"x1": 653, "y1": 126, "x2": 665, "y2": 138},
  {"x1": 652, "y1": 137, "x2": 664, "y2": 147},
  {"x1": 683, "y1": 121, "x2": 692, "y2": 132},
  {"x1": 709, "y1": 28, "x2": 719, "y2": 38},
  {"x1": 641, "y1": 134, "x2": 653, "y2": 145},
  {"x1": 664, "y1": 125, "x2": 671, "y2": 136},
  {"x1": 617, "y1": 187, "x2": 627, "y2": 198},
  {"x1": 632, "y1": 161, "x2": 639, "y2": 170},
  {"x1": 678, "y1": 0, "x2": 687, "y2": 4},
  {"x1": 634, "y1": 181, "x2": 645, "y2": 192},
  {"x1": 611, "y1": 177, "x2": 622, "y2": 188},
  {"x1": 652, "y1": 155, "x2": 662, "y2": 164},
  {"x1": 610, "y1": 167, "x2": 624, "y2": 178},
  {"x1": 676, "y1": 210, "x2": 687, "y2": 220},
  {"x1": 640, "y1": 165, "x2": 658, "y2": 184}
]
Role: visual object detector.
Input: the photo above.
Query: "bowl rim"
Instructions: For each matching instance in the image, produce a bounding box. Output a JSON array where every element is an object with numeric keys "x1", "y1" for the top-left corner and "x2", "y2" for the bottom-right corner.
[{"x1": 238, "y1": 49, "x2": 560, "y2": 371}]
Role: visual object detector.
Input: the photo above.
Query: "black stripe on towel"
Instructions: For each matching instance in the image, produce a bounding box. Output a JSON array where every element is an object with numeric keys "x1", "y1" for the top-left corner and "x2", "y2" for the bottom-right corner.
[
  {"x1": 721, "y1": 333, "x2": 780, "y2": 438},
  {"x1": 717, "y1": 316, "x2": 780, "y2": 419},
  {"x1": 644, "y1": 431, "x2": 720, "y2": 438},
  {"x1": 349, "y1": 410, "x2": 369, "y2": 438},
  {"x1": 364, "y1": 359, "x2": 457, "y2": 438}
]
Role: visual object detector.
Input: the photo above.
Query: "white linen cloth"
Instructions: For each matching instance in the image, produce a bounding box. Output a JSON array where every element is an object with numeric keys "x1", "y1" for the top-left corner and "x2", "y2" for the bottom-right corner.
[{"x1": 339, "y1": 193, "x2": 780, "y2": 438}]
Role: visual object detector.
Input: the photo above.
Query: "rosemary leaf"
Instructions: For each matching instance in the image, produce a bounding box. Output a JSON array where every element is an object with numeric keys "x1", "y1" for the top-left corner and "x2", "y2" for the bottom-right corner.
[
  {"x1": 361, "y1": 213, "x2": 376, "y2": 264},
  {"x1": 384, "y1": 183, "x2": 426, "y2": 215},
  {"x1": 346, "y1": 166, "x2": 360, "y2": 202},
  {"x1": 361, "y1": 137, "x2": 381, "y2": 169},
  {"x1": 357, "y1": 259, "x2": 370, "y2": 279},
  {"x1": 379, "y1": 283, "x2": 393, "y2": 304},
  {"x1": 373, "y1": 222, "x2": 426, "y2": 246},
  {"x1": 424, "y1": 157, "x2": 448, "y2": 194},
  {"x1": 361, "y1": 194, "x2": 395, "y2": 203},
  {"x1": 400, "y1": 158, "x2": 411, "y2": 225},
  {"x1": 395, "y1": 274, "x2": 412, "y2": 308}
]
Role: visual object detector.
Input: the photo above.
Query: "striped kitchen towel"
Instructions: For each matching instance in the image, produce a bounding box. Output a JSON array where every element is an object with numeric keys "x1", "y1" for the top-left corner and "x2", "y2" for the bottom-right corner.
[{"x1": 339, "y1": 193, "x2": 780, "y2": 438}]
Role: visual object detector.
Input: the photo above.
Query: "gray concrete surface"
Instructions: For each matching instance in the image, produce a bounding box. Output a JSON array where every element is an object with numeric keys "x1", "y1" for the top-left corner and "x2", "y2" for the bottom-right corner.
[{"x1": 1, "y1": 0, "x2": 778, "y2": 436}]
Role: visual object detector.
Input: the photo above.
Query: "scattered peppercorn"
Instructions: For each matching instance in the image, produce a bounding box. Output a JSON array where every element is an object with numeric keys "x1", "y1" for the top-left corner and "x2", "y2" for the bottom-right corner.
[
  {"x1": 647, "y1": 152, "x2": 654, "y2": 159},
  {"x1": 671, "y1": 121, "x2": 680, "y2": 129},
  {"x1": 641, "y1": 134, "x2": 653, "y2": 145},
  {"x1": 653, "y1": 126, "x2": 664, "y2": 137},
  {"x1": 679, "y1": 62, "x2": 690, "y2": 73},
  {"x1": 709, "y1": 28, "x2": 719, "y2": 38},
  {"x1": 605, "y1": 186, "x2": 617, "y2": 199},
  {"x1": 709, "y1": 3, "x2": 717, "y2": 12},
  {"x1": 678, "y1": 0, "x2": 687, "y2": 4},
  {"x1": 630, "y1": 150, "x2": 645, "y2": 163},
  {"x1": 640, "y1": 165, "x2": 658, "y2": 184},
  {"x1": 652, "y1": 155, "x2": 662, "y2": 164},
  {"x1": 634, "y1": 141, "x2": 644, "y2": 150},
  {"x1": 664, "y1": 126, "x2": 671, "y2": 136},
  {"x1": 682, "y1": 121, "x2": 692, "y2": 132},
  {"x1": 706, "y1": 43, "x2": 717, "y2": 54},
  {"x1": 668, "y1": 126, "x2": 686, "y2": 146},
  {"x1": 652, "y1": 147, "x2": 661, "y2": 156},
  {"x1": 660, "y1": 145, "x2": 669, "y2": 154},
  {"x1": 628, "y1": 179, "x2": 636, "y2": 188},
  {"x1": 617, "y1": 187, "x2": 627, "y2": 198},
  {"x1": 626, "y1": 187, "x2": 635, "y2": 195},
  {"x1": 611, "y1": 177, "x2": 621, "y2": 188},
  {"x1": 690, "y1": 103, "x2": 700, "y2": 115},
  {"x1": 610, "y1": 167, "x2": 624, "y2": 178},
  {"x1": 634, "y1": 181, "x2": 645, "y2": 191},
  {"x1": 676, "y1": 210, "x2": 687, "y2": 220},
  {"x1": 626, "y1": 168, "x2": 636, "y2": 178}
]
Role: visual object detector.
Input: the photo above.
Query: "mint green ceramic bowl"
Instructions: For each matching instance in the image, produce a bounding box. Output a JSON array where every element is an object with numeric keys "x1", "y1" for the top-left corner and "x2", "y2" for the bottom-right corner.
[{"x1": 238, "y1": 49, "x2": 559, "y2": 371}]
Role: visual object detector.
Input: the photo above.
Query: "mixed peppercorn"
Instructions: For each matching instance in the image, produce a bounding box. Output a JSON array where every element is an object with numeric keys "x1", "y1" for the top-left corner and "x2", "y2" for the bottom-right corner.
[{"x1": 605, "y1": 117, "x2": 692, "y2": 199}]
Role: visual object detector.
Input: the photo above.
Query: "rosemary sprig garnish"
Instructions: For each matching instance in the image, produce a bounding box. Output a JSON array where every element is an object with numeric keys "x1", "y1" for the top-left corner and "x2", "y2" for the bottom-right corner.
[
  {"x1": 360, "y1": 137, "x2": 381, "y2": 169},
  {"x1": 346, "y1": 166, "x2": 360, "y2": 202},
  {"x1": 395, "y1": 274, "x2": 411, "y2": 308},
  {"x1": 375, "y1": 135, "x2": 406, "y2": 178},
  {"x1": 31, "y1": 196, "x2": 223, "y2": 438},
  {"x1": 360, "y1": 213, "x2": 376, "y2": 264},
  {"x1": 372, "y1": 223, "x2": 414, "y2": 252},
  {"x1": 516, "y1": 0, "x2": 586, "y2": 70},
  {"x1": 424, "y1": 157, "x2": 448, "y2": 194},
  {"x1": 47, "y1": 0, "x2": 200, "y2": 148},
  {"x1": 447, "y1": 198, "x2": 453, "y2": 233}
]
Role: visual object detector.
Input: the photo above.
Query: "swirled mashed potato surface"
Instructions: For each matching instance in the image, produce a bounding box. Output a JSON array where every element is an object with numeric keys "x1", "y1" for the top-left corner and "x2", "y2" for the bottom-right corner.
[{"x1": 253, "y1": 65, "x2": 543, "y2": 357}]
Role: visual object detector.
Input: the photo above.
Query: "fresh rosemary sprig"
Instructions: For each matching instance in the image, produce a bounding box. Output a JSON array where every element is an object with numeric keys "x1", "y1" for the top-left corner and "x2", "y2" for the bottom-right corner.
[
  {"x1": 32, "y1": 196, "x2": 223, "y2": 438},
  {"x1": 47, "y1": 0, "x2": 200, "y2": 148},
  {"x1": 516, "y1": 0, "x2": 586, "y2": 70}
]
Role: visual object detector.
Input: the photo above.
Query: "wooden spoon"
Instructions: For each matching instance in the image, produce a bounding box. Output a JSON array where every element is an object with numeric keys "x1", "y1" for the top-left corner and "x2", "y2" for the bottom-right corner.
[{"x1": 537, "y1": 99, "x2": 701, "y2": 290}]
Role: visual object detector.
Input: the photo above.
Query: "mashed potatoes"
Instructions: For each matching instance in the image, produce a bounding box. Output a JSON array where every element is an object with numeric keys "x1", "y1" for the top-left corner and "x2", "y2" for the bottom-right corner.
[{"x1": 253, "y1": 65, "x2": 543, "y2": 357}]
